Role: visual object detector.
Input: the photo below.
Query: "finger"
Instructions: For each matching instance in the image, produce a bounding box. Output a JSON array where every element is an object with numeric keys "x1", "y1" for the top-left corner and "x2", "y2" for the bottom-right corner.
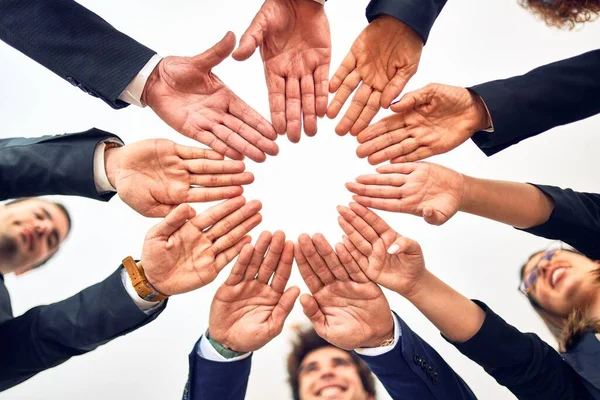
[
  {"x1": 298, "y1": 233, "x2": 335, "y2": 284},
  {"x1": 301, "y1": 75, "x2": 317, "y2": 136},
  {"x1": 354, "y1": 173, "x2": 407, "y2": 187},
  {"x1": 193, "y1": 31, "x2": 236, "y2": 70},
  {"x1": 214, "y1": 235, "x2": 253, "y2": 272},
  {"x1": 344, "y1": 182, "x2": 402, "y2": 199},
  {"x1": 225, "y1": 243, "x2": 254, "y2": 286},
  {"x1": 349, "y1": 91, "x2": 381, "y2": 136},
  {"x1": 229, "y1": 96, "x2": 278, "y2": 141},
  {"x1": 286, "y1": 78, "x2": 302, "y2": 143},
  {"x1": 381, "y1": 72, "x2": 410, "y2": 109},
  {"x1": 336, "y1": 205, "x2": 379, "y2": 243},
  {"x1": 186, "y1": 186, "x2": 244, "y2": 203},
  {"x1": 335, "y1": 242, "x2": 369, "y2": 283},
  {"x1": 314, "y1": 64, "x2": 330, "y2": 118},
  {"x1": 422, "y1": 206, "x2": 448, "y2": 226},
  {"x1": 335, "y1": 83, "x2": 372, "y2": 136},
  {"x1": 312, "y1": 234, "x2": 349, "y2": 281},
  {"x1": 294, "y1": 242, "x2": 323, "y2": 293},
  {"x1": 368, "y1": 138, "x2": 419, "y2": 166},
  {"x1": 212, "y1": 213, "x2": 263, "y2": 254},
  {"x1": 191, "y1": 196, "x2": 246, "y2": 231},
  {"x1": 386, "y1": 236, "x2": 422, "y2": 257},
  {"x1": 336, "y1": 216, "x2": 372, "y2": 257},
  {"x1": 212, "y1": 124, "x2": 266, "y2": 163},
  {"x1": 327, "y1": 70, "x2": 361, "y2": 121},
  {"x1": 222, "y1": 114, "x2": 279, "y2": 157},
  {"x1": 351, "y1": 195, "x2": 402, "y2": 213},
  {"x1": 257, "y1": 231, "x2": 286, "y2": 284},
  {"x1": 204, "y1": 200, "x2": 262, "y2": 240},
  {"x1": 232, "y1": 17, "x2": 264, "y2": 61},
  {"x1": 192, "y1": 130, "x2": 244, "y2": 160},
  {"x1": 185, "y1": 159, "x2": 246, "y2": 174},
  {"x1": 329, "y1": 51, "x2": 356, "y2": 94},
  {"x1": 356, "y1": 129, "x2": 411, "y2": 160},
  {"x1": 244, "y1": 231, "x2": 273, "y2": 280},
  {"x1": 390, "y1": 147, "x2": 434, "y2": 163},
  {"x1": 270, "y1": 241, "x2": 294, "y2": 293},
  {"x1": 342, "y1": 235, "x2": 369, "y2": 271},
  {"x1": 271, "y1": 286, "x2": 301, "y2": 329},
  {"x1": 148, "y1": 204, "x2": 196, "y2": 239},
  {"x1": 376, "y1": 163, "x2": 419, "y2": 175},
  {"x1": 176, "y1": 144, "x2": 224, "y2": 161},
  {"x1": 348, "y1": 202, "x2": 392, "y2": 235},
  {"x1": 266, "y1": 71, "x2": 287, "y2": 134},
  {"x1": 300, "y1": 294, "x2": 325, "y2": 331},
  {"x1": 390, "y1": 86, "x2": 432, "y2": 114},
  {"x1": 190, "y1": 173, "x2": 254, "y2": 187},
  {"x1": 356, "y1": 113, "x2": 406, "y2": 144}
]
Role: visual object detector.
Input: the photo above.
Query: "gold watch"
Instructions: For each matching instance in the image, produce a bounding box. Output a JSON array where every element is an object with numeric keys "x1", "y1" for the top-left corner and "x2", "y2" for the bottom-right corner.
[{"x1": 122, "y1": 256, "x2": 169, "y2": 302}]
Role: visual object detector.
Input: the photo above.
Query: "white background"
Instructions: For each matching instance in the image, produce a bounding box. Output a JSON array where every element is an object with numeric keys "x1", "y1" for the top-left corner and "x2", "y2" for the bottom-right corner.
[{"x1": 0, "y1": 0, "x2": 599, "y2": 399}]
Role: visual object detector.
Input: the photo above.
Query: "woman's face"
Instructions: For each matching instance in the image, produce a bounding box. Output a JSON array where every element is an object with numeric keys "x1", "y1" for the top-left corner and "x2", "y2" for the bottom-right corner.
[{"x1": 522, "y1": 250, "x2": 599, "y2": 316}]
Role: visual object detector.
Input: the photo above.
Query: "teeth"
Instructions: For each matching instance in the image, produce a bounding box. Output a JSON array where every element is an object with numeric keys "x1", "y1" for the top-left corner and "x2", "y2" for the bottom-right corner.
[
  {"x1": 551, "y1": 268, "x2": 566, "y2": 287},
  {"x1": 320, "y1": 387, "x2": 342, "y2": 397}
]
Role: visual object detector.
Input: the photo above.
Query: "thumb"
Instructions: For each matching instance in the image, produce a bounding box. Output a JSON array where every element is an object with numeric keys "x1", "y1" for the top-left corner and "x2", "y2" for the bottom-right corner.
[
  {"x1": 422, "y1": 207, "x2": 448, "y2": 226},
  {"x1": 272, "y1": 286, "x2": 301, "y2": 328},
  {"x1": 193, "y1": 31, "x2": 236, "y2": 69},
  {"x1": 300, "y1": 293, "x2": 325, "y2": 328},
  {"x1": 147, "y1": 204, "x2": 196, "y2": 239},
  {"x1": 390, "y1": 86, "x2": 432, "y2": 113},
  {"x1": 386, "y1": 236, "x2": 422, "y2": 257},
  {"x1": 232, "y1": 19, "x2": 265, "y2": 61}
]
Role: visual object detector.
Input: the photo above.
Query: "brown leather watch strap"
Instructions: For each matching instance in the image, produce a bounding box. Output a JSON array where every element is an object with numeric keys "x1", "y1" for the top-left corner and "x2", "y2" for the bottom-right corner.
[{"x1": 122, "y1": 256, "x2": 168, "y2": 302}]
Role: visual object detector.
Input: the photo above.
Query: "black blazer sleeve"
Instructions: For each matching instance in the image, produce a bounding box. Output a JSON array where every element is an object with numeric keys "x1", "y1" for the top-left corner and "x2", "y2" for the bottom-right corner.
[
  {"x1": 0, "y1": 0, "x2": 155, "y2": 109},
  {"x1": 366, "y1": 0, "x2": 447, "y2": 43},
  {"x1": 470, "y1": 50, "x2": 600, "y2": 156},
  {"x1": 518, "y1": 184, "x2": 600, "y2": 261},
  {"x1": 447, "y1": 301, "x2": 592, "y2": 400},
  {"x1": 0, "y1": 267, "x2": 165, "y2": 391},
  {"x1": 0, "y1": 128, "x2": 121, "y2": 202}
]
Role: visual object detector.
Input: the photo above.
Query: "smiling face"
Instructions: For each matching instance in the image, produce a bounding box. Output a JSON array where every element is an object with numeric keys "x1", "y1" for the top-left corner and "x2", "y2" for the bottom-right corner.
[
  {"x1": 297, "y1": 347, "x2": 373, "y2": 400},
  {"x1": 0, "y1": 199, "x2": 70, "y2": 275},
  {"x1": 522, "y1": 250, "x2": 600, "y2": 316}
]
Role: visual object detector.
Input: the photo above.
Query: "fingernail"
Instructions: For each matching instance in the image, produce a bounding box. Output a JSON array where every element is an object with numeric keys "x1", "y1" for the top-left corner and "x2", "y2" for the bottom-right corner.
[
  {"x1": 391, "y1": 99, "x2": 401, "y2": 105},
  {"x1": 387, "y1": 244, "x2": 400, "y2": 254}
]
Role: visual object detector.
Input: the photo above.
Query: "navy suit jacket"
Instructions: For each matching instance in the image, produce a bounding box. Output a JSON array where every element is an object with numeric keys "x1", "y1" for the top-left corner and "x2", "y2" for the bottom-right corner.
[
  {"x1": 0, "y1": 129, "x2": 165, "y2": 391},
  {"x1": 183, "y1": 312, "x2": 476, "y2": 400}
]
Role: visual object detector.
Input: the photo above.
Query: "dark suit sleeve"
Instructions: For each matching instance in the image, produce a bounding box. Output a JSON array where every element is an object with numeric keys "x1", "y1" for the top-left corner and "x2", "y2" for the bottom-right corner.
[
  {"x1": 0, "y1": 267, "x2": 165, "y2": 391},
  {"x1": 517, "y1": 184, "x2": 600, "y2": 260},
  {"x1": 448, "y1": 301, "x2": 591, "y2": 400},
  {"x1": 366, "y1": 0, "x2": 447, "y2": 43},
  {"x1": 0, "y1": 128, "x2": 121, "y2": 202},
  {"x1": 356, "y1": 312, "x2": 476, "y2": 400},
  {"x1": 469, "y1": 49, "x2": 600, "y2": 156},
  {"x1": 0, "y1": 0, "x2": 155, "y2": 109},
  {"x1": 183, "y1": 338, "x2": 252, "y2": 400}
]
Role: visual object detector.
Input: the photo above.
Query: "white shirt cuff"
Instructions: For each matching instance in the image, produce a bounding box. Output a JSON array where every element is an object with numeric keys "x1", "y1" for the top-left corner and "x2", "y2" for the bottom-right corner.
[
  {"x1": 93, "y1": 141, "x2": 122, "y2": 194},
  {"x1": 120, "y1": 268, "x2": 163, "y2": 314},
  {"x1": 479, "y1": 97, "x2": 494, "y2": 133},
  {"x1": 312, "y1": 0, "x2": 325, "y2": 4},
  {"x1": 118, "y1": 54, "x2": 163, "y2": 107},
  {"x1": 354, "y1": 313, "x2": 402, "y2": 357},
  {"x1": 196, "y1": 334, "x2": 252, "y2": 362}
]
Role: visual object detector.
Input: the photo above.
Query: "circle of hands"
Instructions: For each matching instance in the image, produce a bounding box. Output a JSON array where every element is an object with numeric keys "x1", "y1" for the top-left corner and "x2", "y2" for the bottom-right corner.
[{"x1": 117, "y1": 0, "x2": 493, "y2": 351}]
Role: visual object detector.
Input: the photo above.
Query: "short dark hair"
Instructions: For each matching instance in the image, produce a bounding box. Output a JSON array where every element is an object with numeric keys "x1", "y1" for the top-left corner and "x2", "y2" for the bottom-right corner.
[{"x1": 286, "y1": 327, "x2": 376, "y2": 400}]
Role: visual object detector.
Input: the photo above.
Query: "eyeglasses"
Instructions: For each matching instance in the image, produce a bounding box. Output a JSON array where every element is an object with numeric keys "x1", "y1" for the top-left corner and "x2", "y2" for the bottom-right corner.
[{"x1": 519, "y1": 241, "x2": 564, "y2": 296}]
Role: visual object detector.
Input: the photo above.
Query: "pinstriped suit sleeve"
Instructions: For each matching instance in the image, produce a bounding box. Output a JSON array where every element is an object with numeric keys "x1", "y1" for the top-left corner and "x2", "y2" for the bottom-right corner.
[{"x1": 0, "y1": 0, "x2": 155, "y2": 109}]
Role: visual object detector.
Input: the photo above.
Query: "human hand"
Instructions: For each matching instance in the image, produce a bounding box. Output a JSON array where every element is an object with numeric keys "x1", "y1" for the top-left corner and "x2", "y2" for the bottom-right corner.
[
  {"x1": 295, "y1": 233, "x2": 393, "y2": 350},
  {"x1": 356, "y1": 84, "x2": 491, "y2": 164},
  {"x1": 209, "y1": 231, "x2": 300, "y2": 352},
  {"x1": 346, "y1": 162, "x2": 464, "y2": 226},
  {"x1": 336, "y1": 203, "x2": 426, "y2": 297},
  {"x1": 142, "y1": 32, "x2": 278, "y2": 162},
  {"x1": 141, "y1": 197, "x2": 262, "y2": 295},
  {"x1": 233, "y1": 0, "x2": 331, "y2": 143},
  {"x1": 105, "y1": 140, "x2": 254, "y2": 217},
  {"x1": 327, "y1": 16, "x2": 423, "y2": 136}
]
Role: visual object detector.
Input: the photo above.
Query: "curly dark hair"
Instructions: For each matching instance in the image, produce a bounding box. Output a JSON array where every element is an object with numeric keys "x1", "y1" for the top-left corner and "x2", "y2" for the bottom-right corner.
[{"x1": 519, "y1": 0, "x2": 600, "y2": 29}]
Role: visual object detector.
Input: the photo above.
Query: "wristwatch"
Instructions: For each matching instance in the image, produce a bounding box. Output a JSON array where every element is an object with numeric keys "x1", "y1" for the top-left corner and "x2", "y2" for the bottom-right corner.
[
  {"x1": 206, "y1": 329, "x2": 248, "y2": 359},
  {"x1": 122, "y1": 256, "x2": 169, "y2": 302}
]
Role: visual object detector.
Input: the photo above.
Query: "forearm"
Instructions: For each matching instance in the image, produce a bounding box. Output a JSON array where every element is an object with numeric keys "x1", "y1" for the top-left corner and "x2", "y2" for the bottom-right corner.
[
  {"x1": 405, "y1": 271, "x2": 485, "y2": 343},
  {"x1": 461, "y1": 175, "x2": 554, "y2": 229}
]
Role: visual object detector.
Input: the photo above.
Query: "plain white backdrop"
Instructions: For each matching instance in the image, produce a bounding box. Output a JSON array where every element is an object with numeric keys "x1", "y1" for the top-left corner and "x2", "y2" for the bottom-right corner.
[{"x1": 0, "y1": 0, "x2": 599, "y2": 398}]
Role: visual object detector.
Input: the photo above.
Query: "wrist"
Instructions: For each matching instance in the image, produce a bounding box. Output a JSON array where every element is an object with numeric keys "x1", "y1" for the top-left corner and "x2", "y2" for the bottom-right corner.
[
  {"x1": 460, "y1": 174, "x2": 481, "y2": 215},
  {"x1": 206, "y1": 329, "x2": 247, "y2": 357},
  {"x1": 362, "y1": 316, "x2": 395, "y2": 348},
  {"x1": 141, "y1": 59, "x2": 163, "y2": 107},
  {"x1": 467, "y1": 89, "x2": 492, "y2": 133},
  {"x1": 403, "y1": 270, "x2": 434, "y2": 303},
  {"x1": 104, "y1": 146, "x2": 121, "y2": 190}
]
